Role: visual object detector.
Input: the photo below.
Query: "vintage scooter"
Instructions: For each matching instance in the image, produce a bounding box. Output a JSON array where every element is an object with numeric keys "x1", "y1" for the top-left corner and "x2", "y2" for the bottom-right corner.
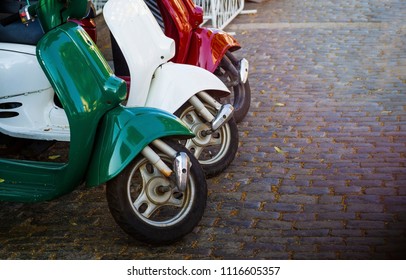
[
  {"x1": 0, "y1": 0, "x2": 207, "y2": 245},
  {"x1": 116, "y1": 0, "x2": 251, "y2": 123},
  {"x1": 106, "y1": 0, "x2": 239, "y2": 178}
]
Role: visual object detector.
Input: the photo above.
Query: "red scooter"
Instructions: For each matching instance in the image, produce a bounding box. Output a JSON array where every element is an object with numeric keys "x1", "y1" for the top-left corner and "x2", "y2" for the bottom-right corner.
[{"x1": 112, "y1": 0, "x2": 251, "y2": 123}]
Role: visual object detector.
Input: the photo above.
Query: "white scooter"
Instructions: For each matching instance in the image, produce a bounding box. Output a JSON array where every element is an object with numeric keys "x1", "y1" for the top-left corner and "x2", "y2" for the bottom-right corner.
[{"x1": 104, "y1": 0, "x2": 239, "y2": 177}]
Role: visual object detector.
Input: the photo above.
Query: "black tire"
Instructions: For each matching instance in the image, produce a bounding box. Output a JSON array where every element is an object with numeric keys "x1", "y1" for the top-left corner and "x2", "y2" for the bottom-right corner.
[
  {"x1": 106, "y1": 140, "x2": 207, "y2": 245},
  {"x1": 175, "y1": 103, "x2": 239, "y2": 178},
  {"x1": 215, "y1": 51, "x2": 251, "y2": 123}
]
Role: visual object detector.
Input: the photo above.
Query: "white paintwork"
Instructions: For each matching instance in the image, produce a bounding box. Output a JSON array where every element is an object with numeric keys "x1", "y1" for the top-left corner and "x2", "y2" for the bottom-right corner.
[
  {"x1": 104, "y1": 0, "x2": 176, "y2": 107},
  {"x1": 104, "y1": 0, "x2": 229, "y2": 111},
  {"x1": 145, "y1": 62, "x2": 228, "y2": 113},
  {"x1": 0, "y1": 43, "x2": 70, "y2": 141}
]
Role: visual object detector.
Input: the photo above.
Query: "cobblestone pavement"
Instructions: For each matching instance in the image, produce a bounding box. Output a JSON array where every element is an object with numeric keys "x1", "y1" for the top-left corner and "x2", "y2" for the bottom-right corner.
[{"x1": 0, "y1": 0, "x2": 405, "y2": 259}]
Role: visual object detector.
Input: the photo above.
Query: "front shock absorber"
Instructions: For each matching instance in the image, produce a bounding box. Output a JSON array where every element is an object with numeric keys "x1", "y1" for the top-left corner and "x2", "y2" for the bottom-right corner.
[
  {"x1": 141, "y1": 140, "x2": 191, "y2": 192},
  {"x1": 188, "y1": 91, "x2": 234, "y2": 131}
]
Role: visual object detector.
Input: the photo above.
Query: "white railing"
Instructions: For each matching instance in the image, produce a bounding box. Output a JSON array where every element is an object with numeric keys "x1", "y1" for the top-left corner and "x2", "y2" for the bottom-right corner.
[
  {"x1": 195, "y1": 0, "x2": 245, "y2": 29},
  {"x1": 92, "y1": 0, "x2": 107, "y2": 14},
  {"x1": 92, "y1": 0, "x2": 251, "y2": 29}
]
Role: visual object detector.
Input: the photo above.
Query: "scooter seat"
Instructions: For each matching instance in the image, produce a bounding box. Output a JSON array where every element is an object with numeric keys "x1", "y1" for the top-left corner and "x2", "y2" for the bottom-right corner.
[
  {"x1": 0, "y1": 17, "x2": 44, "y2": 45},
  {"x1": 0, "y1": 0, "x2": 43, "y2": 45}
]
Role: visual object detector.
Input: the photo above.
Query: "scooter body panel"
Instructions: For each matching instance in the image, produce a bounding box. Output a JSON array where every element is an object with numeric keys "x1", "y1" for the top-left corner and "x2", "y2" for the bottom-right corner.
[
  {"x1": 0, "y1": 43, "x2": 70, "y2": 141},
  {"x1": 157, "y1": 0, "x2": 195, "y2": 64},
  {"x1": 0, "y1": 44, "x2": 45, "y2": 96},
  {"x1": 143, "y1": 62, "x2": 230, "y2": 113},
  {"x1": 0, "y1": 22, "x2": 127, "y2": 202},
  {"x1": 86, "y1": 106, "x2": 194, "y2": 187},
  {"x1": 185, "y1": 28, "x2": 240, "y2": 72},
  {"x1": 104, "y1": 0, "x2": 176, "y2": 107}
]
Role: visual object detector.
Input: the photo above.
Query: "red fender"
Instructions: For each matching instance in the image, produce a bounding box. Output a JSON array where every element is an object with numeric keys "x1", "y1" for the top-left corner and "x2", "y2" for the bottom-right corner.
[{"x1": 185, "y1": 27, "x2": 240, "y2": 72}]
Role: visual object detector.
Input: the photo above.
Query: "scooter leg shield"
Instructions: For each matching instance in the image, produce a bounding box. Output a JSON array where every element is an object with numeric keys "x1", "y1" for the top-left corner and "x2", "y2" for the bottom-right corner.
[{"x1": 85, "y1": 106, "x2": 194, "y2": 187}]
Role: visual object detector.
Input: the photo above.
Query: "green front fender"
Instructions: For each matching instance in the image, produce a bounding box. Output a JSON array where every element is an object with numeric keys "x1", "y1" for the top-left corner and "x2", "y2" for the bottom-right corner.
[{"x1": 86, "y1": 106, "x2": 194, "y2": 187}]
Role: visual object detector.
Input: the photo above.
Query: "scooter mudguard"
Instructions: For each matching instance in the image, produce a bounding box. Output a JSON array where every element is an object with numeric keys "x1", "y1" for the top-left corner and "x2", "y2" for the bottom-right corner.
[
  {"x1": 0, "y1": 22, "x2": 126, "y2": 202},
  {"x1": 185, "y1": 28, "x2": 241, "y2": 73},
  {"x1": 86, "y1": 107, "x2": 194, "y2": 187},
  {"x1": 143, "y1": 62, "x2": 230, "y2": 114}
]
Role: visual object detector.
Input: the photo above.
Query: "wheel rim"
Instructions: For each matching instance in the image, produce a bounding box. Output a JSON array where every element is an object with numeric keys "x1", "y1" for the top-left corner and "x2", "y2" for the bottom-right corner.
[
  {"x1": 179, "y1": 105, "x2": 232, "y2": 165},
  {"x1": 126, "y1": 155, "x2": 195, "y2": 227}
]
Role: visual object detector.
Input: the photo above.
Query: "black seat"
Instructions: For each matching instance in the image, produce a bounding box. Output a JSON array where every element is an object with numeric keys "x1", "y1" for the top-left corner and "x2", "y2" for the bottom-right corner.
[{"x1": 0, "y1": 0, "x2": 43, "y2": 45}]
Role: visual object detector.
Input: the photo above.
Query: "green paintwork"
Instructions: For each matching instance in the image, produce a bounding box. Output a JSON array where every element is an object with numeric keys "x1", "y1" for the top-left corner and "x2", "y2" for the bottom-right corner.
[
  {"x1": 34, "y1": 0, "x2": 90, "y2": 32},
  {"x1": 0, "y1": 22, "x2": 126, "y2": 202},
  {"x1": 86, "y1": 107, "x2": 195, "y2": 187}
]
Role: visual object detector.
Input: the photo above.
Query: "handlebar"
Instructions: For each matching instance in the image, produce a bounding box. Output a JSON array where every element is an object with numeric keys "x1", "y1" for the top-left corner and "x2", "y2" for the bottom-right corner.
[
  {"x1": 0, "y1": 4, "x2": 37, "y2": 27},
  {"x1": 1, "y1": 0, "x2": 91, "y2": 31}
]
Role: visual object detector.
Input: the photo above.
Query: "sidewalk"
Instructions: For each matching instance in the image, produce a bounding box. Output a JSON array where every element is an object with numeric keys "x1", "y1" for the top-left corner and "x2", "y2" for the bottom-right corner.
[{"x1": 0, "y1": 0, "x2": 405, "y2": 259}]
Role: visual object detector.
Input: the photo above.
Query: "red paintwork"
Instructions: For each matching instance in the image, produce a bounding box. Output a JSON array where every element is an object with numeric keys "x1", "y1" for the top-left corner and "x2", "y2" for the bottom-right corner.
[
  {"x1": 186, "y1": 27, "x2": 240, "y2": 72},
  {"x1": 157, "y1": 0, "x2": 240, "y2": 72},
  {"x1": 119, "y1": 75, "x2": 132, "y2": 96},
  {"x1": 69, "y1": 18, "x2": 97, "y2": 43}
]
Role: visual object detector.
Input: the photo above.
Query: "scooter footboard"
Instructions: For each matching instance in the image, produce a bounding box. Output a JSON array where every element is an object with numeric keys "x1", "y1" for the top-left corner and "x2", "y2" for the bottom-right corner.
[{"x1": 86, "y1": 106, "x2": 194, "y2": 187}]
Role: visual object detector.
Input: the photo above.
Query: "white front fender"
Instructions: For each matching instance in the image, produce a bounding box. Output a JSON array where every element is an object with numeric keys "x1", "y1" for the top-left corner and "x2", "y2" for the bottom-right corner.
[{"x1": 144, "y1": 63, "x2": 230, "y2": 113}]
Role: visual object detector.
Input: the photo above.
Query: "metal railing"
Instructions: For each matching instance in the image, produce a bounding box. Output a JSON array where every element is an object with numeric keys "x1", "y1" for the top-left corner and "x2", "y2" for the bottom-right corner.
[
  {"x1": 92, "y1": 0, "x2": 107, "y2": 14},
  {"x1": 194, "y1": 0, "x2": 245, "y2": 29},
  {"x1": 92, "y1": 0, "x2": 247, "y2": 29}
]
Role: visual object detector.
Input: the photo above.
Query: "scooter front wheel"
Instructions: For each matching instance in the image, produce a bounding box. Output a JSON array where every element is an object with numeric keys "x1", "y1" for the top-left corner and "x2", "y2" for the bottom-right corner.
[
  {"x1": 215, "y1": 51, "x2": 251, "y2": 123},
  {"x1": 106, "y1": 140, "x2": 207, "y2": 245},
  {"x1": 176, "y1": 103, "x2": 239, "y2": 178}
]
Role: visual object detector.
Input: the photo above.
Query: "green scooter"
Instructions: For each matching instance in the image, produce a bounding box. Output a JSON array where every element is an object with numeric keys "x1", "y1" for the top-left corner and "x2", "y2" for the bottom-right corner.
[{"x1": 0, "y1": 0, "x2": 207, "y2": 245}]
